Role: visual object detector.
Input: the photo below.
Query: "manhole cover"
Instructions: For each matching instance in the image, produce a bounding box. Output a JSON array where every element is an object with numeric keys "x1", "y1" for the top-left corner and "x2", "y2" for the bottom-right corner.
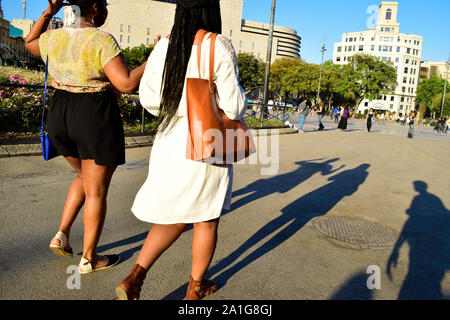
[{"x1": 312, "y1": 216, "x2": 401, "y2": 250}]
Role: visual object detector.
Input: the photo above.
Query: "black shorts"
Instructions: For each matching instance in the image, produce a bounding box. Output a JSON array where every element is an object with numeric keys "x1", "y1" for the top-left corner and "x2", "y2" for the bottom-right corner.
[{"x1": 47, "y1": 89, "x2": 125, "y2": 166}]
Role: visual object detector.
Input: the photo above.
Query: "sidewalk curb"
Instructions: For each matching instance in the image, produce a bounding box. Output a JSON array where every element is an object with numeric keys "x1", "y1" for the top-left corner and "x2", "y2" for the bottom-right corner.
[{"x1": 0, "y1": 128, "x2": 297, "y2": 158}]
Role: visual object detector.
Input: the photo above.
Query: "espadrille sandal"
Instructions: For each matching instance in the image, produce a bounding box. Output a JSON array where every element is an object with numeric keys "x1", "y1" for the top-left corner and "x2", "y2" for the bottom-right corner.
[
  {"x1": 78, "y1": 254, "x2": 120, "y2": 275},
  {"x1": 49, "y1": 231, "x2": 73, "y2": 257}
]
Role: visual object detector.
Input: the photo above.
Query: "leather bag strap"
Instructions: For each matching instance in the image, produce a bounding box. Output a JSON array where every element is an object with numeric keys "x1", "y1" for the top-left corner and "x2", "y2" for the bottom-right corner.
[
  {"x1": 208, "y1": 33, "x2": 217, "y2": 92},
  {"x1": 194, "y1": 29, "x2": 208, "y2": 77}
]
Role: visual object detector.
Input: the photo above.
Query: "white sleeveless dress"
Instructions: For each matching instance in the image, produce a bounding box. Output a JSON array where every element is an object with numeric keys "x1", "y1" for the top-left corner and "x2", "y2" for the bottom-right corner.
[{"x1": 131, "y1": 34, "x2": 247, "y2": 224}]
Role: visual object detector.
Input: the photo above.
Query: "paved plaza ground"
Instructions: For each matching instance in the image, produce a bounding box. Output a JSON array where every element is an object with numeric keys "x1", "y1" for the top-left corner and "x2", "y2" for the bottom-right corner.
[{"x1": 0, "y1": 116, "x2": 449, "y2": 300}]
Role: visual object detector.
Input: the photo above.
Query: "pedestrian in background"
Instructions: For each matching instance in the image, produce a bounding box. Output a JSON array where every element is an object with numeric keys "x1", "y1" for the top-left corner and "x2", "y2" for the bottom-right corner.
[
  {"x1": 317, "y1": 101, "x2": 325, "y2": 131},
  {"x1": 25, "y1": 0, "x2": 147, "y2": 273},
  {"x1": 366, "y1": 108, "x2": 374, "y2": 133},
  {"x1": 337, "y1": 104, "x2": 350, "y2": 131},
  {"x1": 115, "y1": 0, "x2": 247, "y2": 300},
  {"x1": 297, "y1": 98, "x2": 309, "y2": 134},
  {"x1": 407, "y1": 110, "x2": 416, "y2": 138},
  {"x1": 334, "y1": 106, "x2": 340, "y2": 123},
  {"x1": 445, "y1": 117, "x2": 450, "y2": 134}
]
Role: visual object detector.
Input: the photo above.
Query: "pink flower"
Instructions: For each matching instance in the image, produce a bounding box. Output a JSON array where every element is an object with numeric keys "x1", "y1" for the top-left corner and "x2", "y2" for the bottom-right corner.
[{"x1": 14, "y1": 105, "x2": 18, "y2": 109}]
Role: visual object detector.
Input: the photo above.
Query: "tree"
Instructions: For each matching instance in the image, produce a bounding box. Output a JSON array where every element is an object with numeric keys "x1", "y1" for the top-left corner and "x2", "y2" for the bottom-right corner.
[
  {"x1": 416, "y1": 76, "x2": 447, "y2": 112},
  {"x1": 122, "y1": 44, "x2": 155, "y2": 70},
  {"x1": 319, "y1": 62, "x2": 342, "y2": 108},
  {"x1": 336, "y1": 54, "x2": 397, "y2": 110},
  {"x1": 416, "y1": 76, "x2": 447, "y2": 120},
  {"x1": 279, "y1": 60, "x2": 320, "y2": 101},
  {"x1": 236, "y1": 53, "x2": 264, "y2": 94},
  {"x1": 431, "y1": 93, "x2": 450, "y2": 117}
]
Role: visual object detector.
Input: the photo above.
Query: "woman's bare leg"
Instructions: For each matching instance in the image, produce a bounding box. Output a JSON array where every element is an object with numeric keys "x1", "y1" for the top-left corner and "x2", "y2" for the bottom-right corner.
[
  {"x1": 135, "y1": 223, "x2": 187, "y2": 270},
  {"x1": 50, "y1": 156, "x2": 84, "y2": 250},
  {"x1": 191, "y1": 218, "x2": 219, "y2": 281},
  {"x1": 80, "y1": 159, "x2": 116, "y2": 267}
]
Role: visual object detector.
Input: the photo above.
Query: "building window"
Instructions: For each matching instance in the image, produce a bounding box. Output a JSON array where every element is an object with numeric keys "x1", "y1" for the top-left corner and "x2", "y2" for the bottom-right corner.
[
  {"x1": 337, "y1": 46, "x2": 342, "y2": 52},
  {"x1": 359, "y1": 45, "x2": 363, "y2": 51},
  {"x1": 381, "y1": 27, "x2": 384, "y2": 32},
  {"x1": 120, "y1": 35, "x2": 123, "y2": 43},
  {"x1": 371, "y1": 45, "x2": 375, "y2": 51},
  {"x1": 391, "y1": 96, "x2": 395, "y2": 101},
  {"x1": 147, "y1": 28, "x2": 150, "y2": 35},
  {"x1": 127, "y1": 36, "x2": 130, "y2": 44},
  {"x1": 407, "y1": 48, "x2": 411, "y2": 54},
  {"x1": 385, "y1": 27, "x2": 390, "y2": 32},
  {"x1": 128, "y1": 25, "x2": 131, "y2": 33},
  {"x1": 404, "y1": 67, "x2": 408, "y2": 73},
  {"x1": 386, "y1": 9, "x2": 392, "y2": 20},
  {"x1": 230, "y1": 29, "x2": 232, "y2": 37},
  {"x1": 403, "y1": 77, "x2": 407, "y2": 84},
  {"x1": 336, "y1": 57, "x2": 341, "y2": 62},
  {"x1": 120, "y1": 24, "x2": 123, "y2": 32}
]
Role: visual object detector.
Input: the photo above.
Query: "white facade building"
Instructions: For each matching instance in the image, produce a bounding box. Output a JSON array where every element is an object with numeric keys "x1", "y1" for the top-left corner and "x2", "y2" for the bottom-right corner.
[{"x1": 333, "y1": 1, "x2": 423, "y2": 117}]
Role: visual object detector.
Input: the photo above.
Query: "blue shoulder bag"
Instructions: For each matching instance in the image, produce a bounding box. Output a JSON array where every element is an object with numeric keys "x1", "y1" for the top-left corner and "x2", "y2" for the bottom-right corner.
[{"x1": 40, "y1": 56, "x2": 58, "y2": 161}]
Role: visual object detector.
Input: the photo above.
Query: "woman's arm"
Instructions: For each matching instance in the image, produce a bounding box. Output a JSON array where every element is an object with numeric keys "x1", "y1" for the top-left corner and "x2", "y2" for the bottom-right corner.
[
  {"x1": 25, "y1": 0, "x2": 67, "y2": 56},
  {"x1": 103, "y1": 54, "x2": 147, "y2": 94}
]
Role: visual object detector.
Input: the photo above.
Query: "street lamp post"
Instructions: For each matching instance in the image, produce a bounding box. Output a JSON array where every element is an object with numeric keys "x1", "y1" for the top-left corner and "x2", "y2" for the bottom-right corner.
[
  {"x1": 316, "y1": 42, "x2": 327, "y2": 107},
  {"x1": 440, "y1": 54, "x2": 449, "y2": 118},
  {"x1": 261, "y1": 0, "x2": 276, "y2": 128}
]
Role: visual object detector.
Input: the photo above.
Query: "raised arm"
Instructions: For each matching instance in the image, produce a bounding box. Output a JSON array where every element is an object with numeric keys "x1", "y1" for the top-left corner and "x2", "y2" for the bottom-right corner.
[{"x1": 25, "y1": 0, "x2": 68, "y2": 56}]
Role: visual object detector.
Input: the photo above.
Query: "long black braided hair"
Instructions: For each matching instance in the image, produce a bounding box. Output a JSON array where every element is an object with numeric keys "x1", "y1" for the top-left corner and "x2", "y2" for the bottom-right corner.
[{"x1": 157, "y1": 0, "x2": 222, "y2": 132}]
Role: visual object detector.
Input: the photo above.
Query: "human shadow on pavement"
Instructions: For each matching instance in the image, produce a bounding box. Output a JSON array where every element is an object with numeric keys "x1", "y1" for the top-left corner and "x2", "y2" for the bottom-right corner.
[
  {"x1": 330, "y1": 272, "x2": 374, "y2": 300},
  {"x1": 230, "y1": 158, "x2": 344, "y2": 212},
  {"x1": 386, "y1": 181, "x2": 450, "y2": 300},
  {"x1": 162, "y1": 163, "x2": 370, "y2": 300},
  {"x1": 93, "y1": 231, "x2": 148, "y2": 263}
]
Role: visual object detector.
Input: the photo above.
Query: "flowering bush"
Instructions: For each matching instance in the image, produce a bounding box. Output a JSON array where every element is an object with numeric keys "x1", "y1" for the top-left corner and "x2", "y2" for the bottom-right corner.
[
  {"x1": 1, "y1": 66, "x2": 155, "y2": 133},
  {"x1": 0, "y1": 68, "x2": 46, "y2": 132}
]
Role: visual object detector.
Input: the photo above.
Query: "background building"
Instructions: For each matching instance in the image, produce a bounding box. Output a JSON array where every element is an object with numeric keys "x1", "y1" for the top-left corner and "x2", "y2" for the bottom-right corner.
[
  {"x1": 11, "y1": 19, "x2": 34, "y2": 38},
  {"x1": 419, "y1": 60, "x2": 450, "y2": 84},
  {"x1": 332, "y1": 1, "x2": 423, "y2": 117},
  {"x1": 64, "y1": 0, "x2": 301, "y2": 63}
]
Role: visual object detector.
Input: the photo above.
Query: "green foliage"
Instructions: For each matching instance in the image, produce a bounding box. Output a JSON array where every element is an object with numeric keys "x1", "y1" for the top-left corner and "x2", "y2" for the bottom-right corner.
[
  {"x1": 0, "y1": 66, "x2": 155, "y2": 133},
  {"x1": 244, "y1": 117, "x2": 284, "y2": 128},
  {"x1": 336, "y1": 54, "x2": 397, "y2": 108},
  {"x1": 416, "y1": 76, "x2": 447, "y2": 108},
  {"x1": 237, "y1": 53, "x2": 265, "y2": 94},
  {"x1": 431, "y1": 93, "x2": 450, "y2": 117},
  {"x1": 270, "y1": 57, "x2": 321, "y2": 101},
  {"x1": 121, "y1": 44, "x2": 155, "y2": 70}
]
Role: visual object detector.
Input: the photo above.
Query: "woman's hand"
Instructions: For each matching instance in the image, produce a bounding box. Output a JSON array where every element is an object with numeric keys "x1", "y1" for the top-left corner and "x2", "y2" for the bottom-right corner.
[{"x1": 44, "y1": 0, "x2": 68, "y2": 17}]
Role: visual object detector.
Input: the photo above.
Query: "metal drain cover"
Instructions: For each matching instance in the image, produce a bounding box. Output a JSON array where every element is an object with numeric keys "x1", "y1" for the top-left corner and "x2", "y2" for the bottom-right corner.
[{"x1": 312, "y1": 216, "x2": 401, "y2": 250}]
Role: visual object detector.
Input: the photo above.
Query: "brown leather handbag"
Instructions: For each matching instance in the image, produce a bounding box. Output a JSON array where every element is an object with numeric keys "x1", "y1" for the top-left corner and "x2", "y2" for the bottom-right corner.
[{"x1": 186, "y1": 29, "x2": 256, "y2": 164}]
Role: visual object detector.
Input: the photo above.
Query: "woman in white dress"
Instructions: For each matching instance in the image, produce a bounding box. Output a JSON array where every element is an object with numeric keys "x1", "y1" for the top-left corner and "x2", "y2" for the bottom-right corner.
[{"x1": 115, "y1": 0, "x2": 246, "y2": 300}]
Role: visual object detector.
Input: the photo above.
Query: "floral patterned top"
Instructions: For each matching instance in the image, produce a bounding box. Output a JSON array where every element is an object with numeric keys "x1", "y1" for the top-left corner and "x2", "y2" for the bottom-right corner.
[{"x1": 39, "y1": 27, "x2": 121, "y2": 93}]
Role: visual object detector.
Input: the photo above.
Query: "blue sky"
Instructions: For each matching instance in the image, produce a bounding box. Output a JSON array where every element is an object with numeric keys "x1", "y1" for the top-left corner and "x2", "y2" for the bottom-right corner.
[{"x1": 2, "y1": 0, "x2": 449, "y2": 64}]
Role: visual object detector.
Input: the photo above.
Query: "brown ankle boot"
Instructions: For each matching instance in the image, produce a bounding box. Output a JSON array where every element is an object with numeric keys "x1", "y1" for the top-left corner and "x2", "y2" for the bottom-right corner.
[
  {"x1": 185, "y1": 276, "x2": 217, "y2": 300},
  {"x1": 115, "y1": 264, "x2": 147, "y2": 300}
]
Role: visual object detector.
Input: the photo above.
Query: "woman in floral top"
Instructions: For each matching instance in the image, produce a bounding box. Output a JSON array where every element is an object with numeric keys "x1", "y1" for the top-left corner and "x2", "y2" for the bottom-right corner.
[{"x1": 25, "y1": 0, "x2": 146, "y2": 274}]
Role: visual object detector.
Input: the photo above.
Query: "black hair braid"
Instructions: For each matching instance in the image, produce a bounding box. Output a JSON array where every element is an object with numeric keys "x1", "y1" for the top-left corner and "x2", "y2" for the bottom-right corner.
[{"x1": 157, "y1": 1, "x2": 221, "y2": 133}]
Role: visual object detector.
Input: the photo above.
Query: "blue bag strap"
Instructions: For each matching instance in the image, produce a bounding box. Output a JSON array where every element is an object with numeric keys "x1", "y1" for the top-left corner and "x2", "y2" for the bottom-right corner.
[{"x1": 40, "y1": 56, "x2": 49, "y2": 133}]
